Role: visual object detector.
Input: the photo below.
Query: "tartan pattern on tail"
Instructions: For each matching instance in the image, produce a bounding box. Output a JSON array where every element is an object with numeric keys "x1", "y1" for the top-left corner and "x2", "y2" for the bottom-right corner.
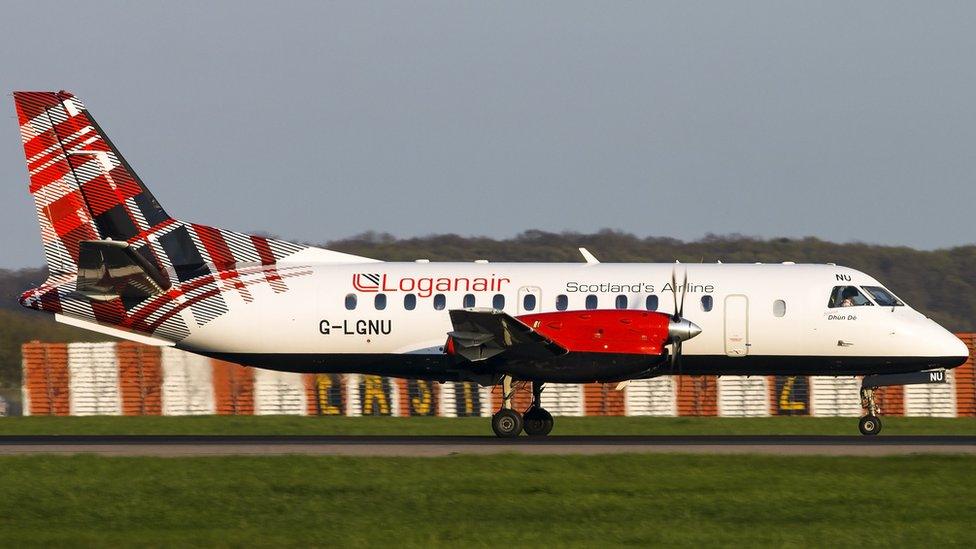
[{"x1": 14, "y1": 91, "x2": 312, "y2": 341}]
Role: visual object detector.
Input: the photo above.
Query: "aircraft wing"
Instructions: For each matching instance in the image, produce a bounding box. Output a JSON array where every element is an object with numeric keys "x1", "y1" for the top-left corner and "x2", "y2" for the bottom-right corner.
[
  {"x1": 75, "y1": 240, "x2": 171, "y2": 301},
  {"x1": 447, "y1": 308, "x2": 567, "y2": 362}
]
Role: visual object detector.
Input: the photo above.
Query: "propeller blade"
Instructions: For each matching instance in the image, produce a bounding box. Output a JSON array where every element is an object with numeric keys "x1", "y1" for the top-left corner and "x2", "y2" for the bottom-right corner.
[
  {"x1": 670, "y1": 340, "x2": 682, "y2": 372},
  {"x1": 678, "y1": 269, "x2": 688, "y2": 318},
  {"x1": 664, "y1": 262, "x2": 699, "y2": 376},
  {"x1": 671, "y1": 265, "x2": 679, "y2": 320}
]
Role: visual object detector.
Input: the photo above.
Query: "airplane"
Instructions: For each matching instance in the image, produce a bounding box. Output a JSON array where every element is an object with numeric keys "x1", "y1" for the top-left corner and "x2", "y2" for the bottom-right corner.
[{"x1": 12, "y1": 91, "x2": 969, "y2": 437}]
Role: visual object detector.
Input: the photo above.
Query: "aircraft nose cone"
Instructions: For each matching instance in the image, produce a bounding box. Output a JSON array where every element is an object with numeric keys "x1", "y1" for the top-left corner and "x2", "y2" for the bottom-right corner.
[
  {"x1": 946, "y1": 333, "x2": 970, "y2": 367},
  {"x1": 668, "y1": 319, "x2": 702, "y2": 342}
]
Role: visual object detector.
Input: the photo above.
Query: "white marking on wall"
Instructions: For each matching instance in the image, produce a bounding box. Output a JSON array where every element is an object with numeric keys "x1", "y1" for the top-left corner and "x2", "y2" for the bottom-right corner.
[
  {"x1": 439, "y1": 382, "x2": 455, "y2": 417},
  {"x1": 68, "y1": 343, "x2": 122, "y2": 416},
  {"x1": 21, "y1": 382, "x2": 31, "y2": 417},
  {"x1": 345, "y1": 374, "x2": 362, "y2": 417},
  {"x1": 905, "y1": 370, "x2": 957, "y2": 417},
  {"x1": 253, "y1": 369, "x2": 307, "y2": 415},
  {"x1": 718, "y1": 376, "x2": 770, "y2": 417},
  {"x1": 810, "y1": 376, "x2": 861, "y2": 417},
  {"x1": 540, "y1": 383, "x2": 585, "y2": 416},
  {"x1": 161, "y1": 347, "x2": 215, "y2": 415},
  {"x1": 389, "y1": 379, "x2": 400, "y2": 418},
  {"x1": 480, "y1": 385, "x2": 494, "y2": 417},
  {"x1": 624, "y1": 377, "x2": 677, "y2": 416}
]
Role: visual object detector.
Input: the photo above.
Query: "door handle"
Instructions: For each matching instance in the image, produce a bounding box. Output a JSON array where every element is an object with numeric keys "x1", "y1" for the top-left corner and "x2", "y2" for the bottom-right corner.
[{"x1": 837, "y1": 340, "x2": 853, "y2": 347}]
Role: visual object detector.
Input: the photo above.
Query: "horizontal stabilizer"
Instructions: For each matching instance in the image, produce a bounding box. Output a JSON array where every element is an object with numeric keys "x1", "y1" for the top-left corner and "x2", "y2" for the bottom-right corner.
[
  {"x1": 55, "y1": 313, "x2": 175, "y2": 346},
  {"x1": 75, "y1": 240, "x2": 170, "y2": 301}
]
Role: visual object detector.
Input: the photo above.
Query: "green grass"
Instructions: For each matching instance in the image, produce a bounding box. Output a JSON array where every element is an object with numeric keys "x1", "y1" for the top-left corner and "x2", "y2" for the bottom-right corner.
[
  {"x1": 0, "y1": 453, "x2": 973, "y2": 547},
  {"x1": 0, "y1": 415, "x2": 974, "y2": 436}
]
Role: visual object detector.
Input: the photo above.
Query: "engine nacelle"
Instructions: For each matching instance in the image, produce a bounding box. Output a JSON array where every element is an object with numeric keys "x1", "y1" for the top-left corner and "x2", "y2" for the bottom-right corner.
[{"x1": 515, "y1": 310, "x2": 673, "y2": 355}]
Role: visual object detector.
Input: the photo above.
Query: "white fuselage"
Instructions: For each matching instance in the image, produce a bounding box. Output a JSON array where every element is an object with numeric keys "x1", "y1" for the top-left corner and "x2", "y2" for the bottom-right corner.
[{"x1": 178, "y1": 261, "x2": 968, "y2": 380}]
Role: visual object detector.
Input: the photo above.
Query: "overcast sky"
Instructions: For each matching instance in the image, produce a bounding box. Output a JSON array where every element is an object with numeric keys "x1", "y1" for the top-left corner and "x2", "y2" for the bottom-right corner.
[{"x1": 1, "y1": 2, "x2": 975, "y2": 268}]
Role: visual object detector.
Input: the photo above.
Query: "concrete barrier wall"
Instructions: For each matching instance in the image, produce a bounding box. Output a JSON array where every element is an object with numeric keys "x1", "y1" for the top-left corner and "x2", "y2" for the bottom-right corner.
[{"x1": 21, "y1": 336, "x2": 976, "y2": 417}]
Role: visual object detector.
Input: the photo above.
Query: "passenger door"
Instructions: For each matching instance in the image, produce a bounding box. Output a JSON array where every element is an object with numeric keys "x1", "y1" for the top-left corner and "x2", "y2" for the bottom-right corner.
[{"x1": 725, "y1": 294, "x2": 749, "y2": 357}]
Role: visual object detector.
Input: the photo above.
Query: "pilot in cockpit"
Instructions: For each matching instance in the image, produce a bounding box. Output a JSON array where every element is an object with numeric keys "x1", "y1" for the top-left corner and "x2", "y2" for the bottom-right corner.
[{"x1": 840, "y1": 287, "x2": 859, "y2": 307}]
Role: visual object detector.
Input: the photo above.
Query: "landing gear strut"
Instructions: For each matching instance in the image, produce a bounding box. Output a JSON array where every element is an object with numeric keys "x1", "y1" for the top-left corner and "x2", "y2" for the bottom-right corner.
[
  {"x1": 491, "y1": 375, "x2": 522, "y2": 438},
  {"x1": 859, "y1": 387, "x2": 882, "y2": 436},
  {"x1": 523, "y1": 382, "x2": 554, "y2": 437},
  {"x1": 857, "y1": 369, "x2": 949, "y2": 436}
]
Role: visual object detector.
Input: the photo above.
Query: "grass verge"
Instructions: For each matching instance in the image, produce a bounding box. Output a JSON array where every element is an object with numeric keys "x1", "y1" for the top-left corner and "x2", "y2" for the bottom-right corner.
[
  {"x1": 0, "y1": 415, "x2": 974, "y2": 436},
  {"x1": 0, "y1": 453, "x2": 973, "y2": 547}
]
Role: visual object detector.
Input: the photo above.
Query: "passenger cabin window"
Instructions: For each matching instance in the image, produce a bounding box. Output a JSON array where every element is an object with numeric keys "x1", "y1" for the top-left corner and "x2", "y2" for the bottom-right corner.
[
  {"x1": 862, "y1": 286, "x2": 904, "y2": 307},
  {"x1": 773, "y1": 299, "x2": 786, "y2": 317},
  {"x1": 404, "y1": 293, "x2": 416, "y2": 310},
  {"x1": 374, "y1": 294, "x2": 387, "y2": 310},
  {"x1": 523, "y1": 294, "x2": 536, "y2": 311},
  {"x1": 700, "y1": 295, "x2": 713, "y2": 312},
  {"x1": 493, "y1": 294, "x2": 505, "y2": 310},
  {"x1": 556, "y1": 294, "x2": 568, "y2": 311},
  {"x1": 585, "y1": 295, "x2": 598, "y2": 310},
  {"x1": 828, "y1": 286, "x2": 873, "y2": 308},
  {"x1": 345, "y1": 294, "x2": 357, "y2": 310},
  {"x1": 645, "y1": 295, "x2": 659, "y2": 311},
  {"x1": 463, "y1": 294, "x2": 475, "y2": 308},
  {"x1": 615, "y1": 295, "x2": 627, "y2": 309},
  {"x1": 433, "y1": 294, "x2": 446, "y2": 310}
]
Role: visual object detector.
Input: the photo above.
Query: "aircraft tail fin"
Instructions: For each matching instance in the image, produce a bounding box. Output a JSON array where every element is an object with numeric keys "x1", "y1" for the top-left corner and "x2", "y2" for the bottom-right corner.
[
  {"x1": 13, "y1": 91, "x2": 373, "y2": 281},
  {"x1": 14, "y1": 90, "x2": 174, "y2": 275},
  {"x1": 13, "y1": 91, "x2": 375, "y2": 339}
]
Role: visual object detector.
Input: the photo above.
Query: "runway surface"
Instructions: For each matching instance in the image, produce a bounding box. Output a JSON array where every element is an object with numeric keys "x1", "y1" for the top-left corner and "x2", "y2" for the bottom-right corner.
[{"x1": 1, "y1": 435, "x2": 974, "y2": 456}]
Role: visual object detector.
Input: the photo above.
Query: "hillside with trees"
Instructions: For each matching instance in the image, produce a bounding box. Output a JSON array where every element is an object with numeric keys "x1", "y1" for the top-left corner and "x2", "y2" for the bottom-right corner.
[{"x1": 2, "y1": 231, "x2": 975, "y2": 389}]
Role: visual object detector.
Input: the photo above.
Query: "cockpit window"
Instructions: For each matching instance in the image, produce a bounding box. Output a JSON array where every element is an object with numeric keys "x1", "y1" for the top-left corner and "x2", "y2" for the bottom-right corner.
[
  {"x1": 828, "y1": 286, "x2": 874, "y2": 308},
  {"x1": 862, "y1": 286, "x2": 904, "y2": 307}
]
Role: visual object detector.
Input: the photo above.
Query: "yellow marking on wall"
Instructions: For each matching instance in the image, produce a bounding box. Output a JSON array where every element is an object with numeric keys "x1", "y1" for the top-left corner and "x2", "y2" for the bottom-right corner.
[
  {"x1": 362, "y1": 375, "x2": 390, "y2": 415},
  {"x1": 779, "y1": 376, "x2": 806, "y2": 411},
  {"x1": 411, "y1": 380, "x2": 433, "y2": 416},
  {"x1": 461, "y1": 383, "x2": 476, "y2": 416},
  {"x1": 315, "y1": 374, "x2": 342, "y2": 415}
]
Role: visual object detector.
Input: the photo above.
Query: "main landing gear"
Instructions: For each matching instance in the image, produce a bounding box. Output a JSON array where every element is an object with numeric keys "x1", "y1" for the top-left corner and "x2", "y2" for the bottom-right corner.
[
  {"x1": 858, "y1": 369, "x2": 949, "y2": 436},
  {"x1": 490, "y1": 376, "x2": 554, "y2": 438},
  {"x1": 524, "y1": 382, "x2": 554, "y2": 437}
]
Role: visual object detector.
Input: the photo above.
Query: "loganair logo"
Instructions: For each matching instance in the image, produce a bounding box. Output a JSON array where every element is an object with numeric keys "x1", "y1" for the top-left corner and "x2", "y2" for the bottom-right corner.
[
  {"x1": 353, "y1": 273, "x2": 383, "y2": 292},
  {"x1": 352, "y1": 273, "x2": 511, "y2": 298}
]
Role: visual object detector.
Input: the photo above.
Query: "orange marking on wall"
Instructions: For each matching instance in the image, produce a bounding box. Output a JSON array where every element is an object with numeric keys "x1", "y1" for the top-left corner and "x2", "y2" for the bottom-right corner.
[
  {"x1": 874, "y1": 385, "x2": 905, "y2": 416},
  {"x1": 954, "y1": 333, "x2": 976, "y2": 417},
  {"x1": 397, "y1": 378, "x2": 410, "y2": 417},
  {"x1": 211, "y1": 359, "x2": 254, "y2": 415},
  {"x1": 677, "y1": 375, "x2": 718, "y2": 416},
  {"x1": 584, "y1": 383, "x2": 625, "y2": 416},
  {"x1": 21, "y1": 342, "x2": 70, "y2": 416},
  {"x1": 117, "y1": 342, "x2": 162, "y2": 415}
]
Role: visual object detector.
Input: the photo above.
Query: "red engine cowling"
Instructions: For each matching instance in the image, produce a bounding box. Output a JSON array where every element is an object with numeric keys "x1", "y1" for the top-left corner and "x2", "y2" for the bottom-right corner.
[{"x1": 515, "y1": 310, "x2": 672, "y2": 355}]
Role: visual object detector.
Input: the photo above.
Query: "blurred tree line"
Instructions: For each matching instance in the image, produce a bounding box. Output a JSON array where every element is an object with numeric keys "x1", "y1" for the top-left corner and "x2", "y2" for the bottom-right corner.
[{"x1": 2, "y1": 231, "x2": 975, "y2": 388}]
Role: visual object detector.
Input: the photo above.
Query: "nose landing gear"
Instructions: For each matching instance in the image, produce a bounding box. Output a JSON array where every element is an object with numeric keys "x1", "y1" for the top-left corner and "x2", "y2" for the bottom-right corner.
[
  {"x1": 858, "y1": 387, "x2": 882, "y2": 436},
  {"x1": 490, "y1": 376, "x2": 554, "y2": 438},
  {"x1": 857, "y1": 369, "x2": 948, "y2": 436}
]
